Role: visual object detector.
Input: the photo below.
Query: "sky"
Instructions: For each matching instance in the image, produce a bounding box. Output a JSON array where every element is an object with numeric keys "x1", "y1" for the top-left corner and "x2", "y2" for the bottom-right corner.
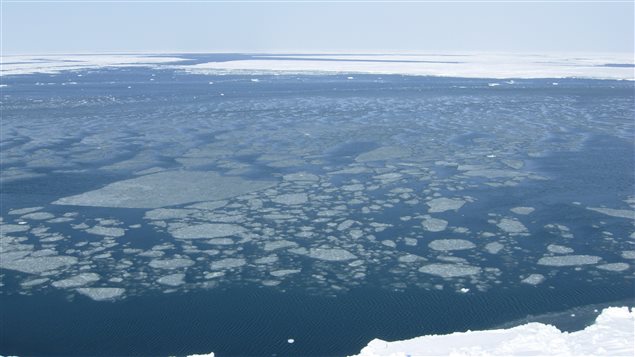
[{"x1": 1, "y1": 1, "x2": 634, "y2": 55}]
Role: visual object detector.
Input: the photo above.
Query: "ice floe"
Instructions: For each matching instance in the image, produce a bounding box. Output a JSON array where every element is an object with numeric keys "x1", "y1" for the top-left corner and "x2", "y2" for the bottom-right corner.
[
  {"x1": 149, "y1": 258, "x2": 195, "y2": 269},
  {"x1": 181, "y1": 53, "x2": 635, "y2": 80},
  {"x1": 496, "y1": 218, "x2": 529, "y2": 235},
  {"x1": 2, "y1": 54, "x2": 187, "y2": 76},
  {"x1": 157, "y1": 273, "x2": 186, "y2": 286},
  {"x1": 52, "y1": 272, "x2": 100, "y2": 288},
  {"x1": 428, "y1": 239, "x2": 476, "y2": 251},
  {"x1": 421, "y1": 216, "x2": 448, "y2": 232},
  {"x1": 168, "y1": 223, "x2": 245, "y2": 239},
  {"x1": 8, "y1": 206, "x2": 44, "y2": 215},
  {"x1": 272, "y1": 193, "x2": 308, "y2": 205},
  {"x1": 76, "y1": 287, "x2": 125, "y2": 301},
  {"x1": 53, "y1": 171, "x2": 276, "y2": 209},
  {"x1": 210, "y1": 258, "x2": 247, "y2": 270},
  {"x1": 510, "y1": 206, "x2": 535, "y2": 215},
  {"x1": 547, "y1": 244, "x2": 574, "y2": 254},
  {"x1": 418, "y1": 263, "x2": 481, "y2": 278},
  {"x1": 299, "y1": 247, "x2": 357, "y2": 261},
  {"x1": 587, "y1": 207, "x2": 635, "y2": 220},
  {"x1": 521, "y1": 274, "x2": 545, "y2": 285},
  {"x1": 0, "y1": 255, "x2": 78, "y2": 274},
  {"x1": 537, "y1": 255, "x2": 601, "y2": 267},
  {"x1": 596, "y1": 263, "x2": 630, "y2": 272},
  {"x1": 85, "y1": 225, "x2": 125, "y2": 237},
  {"x1": 426, "y1": 198, "x2": 466, "y2": 213}
]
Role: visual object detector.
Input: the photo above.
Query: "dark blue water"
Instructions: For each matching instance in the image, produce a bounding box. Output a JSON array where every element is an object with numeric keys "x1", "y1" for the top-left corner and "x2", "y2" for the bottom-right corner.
[{"x1": 1, "y1": 64, "x2": 634, "y2": 356}]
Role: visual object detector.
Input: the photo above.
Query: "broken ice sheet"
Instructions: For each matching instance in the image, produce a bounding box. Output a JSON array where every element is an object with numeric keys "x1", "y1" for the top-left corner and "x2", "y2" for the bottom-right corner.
[
  {"x1": 53, "y1": 171, "x2": 277, "y2": 209},
  {"x1": 418, "y1": 263, "x2": 481, "y2": 278}
]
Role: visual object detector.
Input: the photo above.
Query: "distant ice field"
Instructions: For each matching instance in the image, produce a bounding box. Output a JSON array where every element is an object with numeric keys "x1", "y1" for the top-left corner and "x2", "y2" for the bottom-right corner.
[{"x1": 1, "y1": 62, "x2": 634, "y2": 356}]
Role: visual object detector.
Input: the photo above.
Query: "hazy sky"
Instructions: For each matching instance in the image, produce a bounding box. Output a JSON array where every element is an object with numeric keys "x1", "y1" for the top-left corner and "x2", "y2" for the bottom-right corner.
[{"x1": 2, "y1": 1, "x2": 634, "y2": 55}]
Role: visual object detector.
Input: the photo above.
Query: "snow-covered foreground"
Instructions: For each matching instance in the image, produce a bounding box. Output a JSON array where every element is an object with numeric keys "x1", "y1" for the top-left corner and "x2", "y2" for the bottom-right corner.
[
  {"x1": 351, "y1": 306, "x2": 634, "y2": 357},
  {"x1": 182, "y1": 53, "x2": 635, "y2": 80}
]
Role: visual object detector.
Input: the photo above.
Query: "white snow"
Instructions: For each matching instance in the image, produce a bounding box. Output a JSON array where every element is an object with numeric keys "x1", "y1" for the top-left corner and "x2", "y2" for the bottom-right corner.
[{"x1": 351, "y1": 307, "x2": 635, "y2": 357}]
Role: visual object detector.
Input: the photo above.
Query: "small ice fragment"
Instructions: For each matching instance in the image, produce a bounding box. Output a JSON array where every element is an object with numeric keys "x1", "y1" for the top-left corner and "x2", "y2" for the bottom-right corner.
[
  {"x1": 428, "y1": 239, "x2": 476, "y2": 251},
  {"x1": 510, "y1": 207, "x2": 535, "y2": 215},
  {"x1": 85, "y1": 225, "x2": 125, "y2": 237},
  {"x1": 459, "y1": 288, "x2": 470, "y2": 293},
  {"x1": 288, "y1": 339, "x2": 295, "y2": 344},
  {"x1": 521, "y1": 274, "x2": 545, "y2": 285},
  {"x1": 426, "y1": 198, "x2": 465, "y2": 213},
  {"x1": 496, "y1": 218, "x2": 528, "y2": 234},
  {"x1": 421, "y1": 216, "x2": 448, "y2": 232}
]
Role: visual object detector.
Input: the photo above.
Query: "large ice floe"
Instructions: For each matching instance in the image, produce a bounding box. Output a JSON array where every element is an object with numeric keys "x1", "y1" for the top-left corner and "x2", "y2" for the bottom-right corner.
[
  {"x1": 53, "y1": 171, "x2": 276, "y2": 209},
  {"x1": 1, "y1": 54, "x2": 187, "y2": 76},
  {"x1": 179, "y1": 53, "x2": 635, "y2": 80},
  {"x1": 351, "y1": 306, "x2": 635, "y2": 357}
]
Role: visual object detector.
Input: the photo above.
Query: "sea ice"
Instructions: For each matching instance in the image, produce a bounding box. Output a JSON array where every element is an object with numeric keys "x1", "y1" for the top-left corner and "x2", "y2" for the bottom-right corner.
[
  {"x1": 283, "y1": 172, "x2": 319, "y2": 182},
  {"x1": 169, "y1": 223, "x2": 245, "y2": 239},
  {"x1": 537, "y1": 255, "x2": 601, "y2": 266},
  {"x1": 621, "y1": 251, "x2": 635, "y2": 259},
  {"x1": 52, "y1": 272, "x2": 100, "y2": 288},
  {"x1": 355, "y1": 146, "x2": 410, "y2": 162},
  {"x1": 426, "y1": 198, "x2": 465, "y2": 213},
  {"x1": 85, "y1": 225, "x2": 125, "y2": 237},
  {"x1": 0, "y1": 256, "x2": 78, "y2": 274},
  {"x1": 19, "y1": 212, "x2": 55, "y2": 220},
  {"x1": 210, "y1": 258, "x2": 247, "y2": 270},
  {"x1": 510, "y1": 207, "x2": 535, "y2": 215},
  {"x1": 270, "y1": 269, "x2": 301, "y2": 277},
  {"x1": 149, "y1": 258, "x2": 195, "y2": 269},
  {"x1": 596, "y1": 263, "x2": 630, "y2": 272},
  {"x1": 186, "y1": 200, "x2": 228, "y2": 210},
  {"x1": 8, "y1": 207, "x2": 43, "y2": 215},
  {"x1": 418, "y1": 263, "x2": 481, "y2": 278},
  {"x1": 157, "y1": 273, "x2": 186, "y2": 286},
  {"x1": 421, "y1": 216, "x2": 448, "y2": 232},
  {"x1": 272, "y1": 193, "x2": 308, "y2": 205},
  {"x1": 547, "y1": 244, "x2": 574, "y2": 254},
  {"x1": 144, "y1": 208, "x2": 195, "y2": 220},
  {"x1": 53, "y1": 171, "x2": 276, "y2": 209},
  {"x1": 263, "y1": 240, "x2": 298, "y2": 251},
  {"x1": 428, "y1": 239, "x2": 476, "y2": 251},
  {"x1": 304, "y1": 247, "x2": 357, "y2": 261},
  {"x1": 76, "y1": 287, "x2": 125, "y2": 301},
  {"x1": 521, "y1": 274, "x2": 545, "y2": 285},
  {"x1": 586, "y1": 207, "x2": 635, "y2": 220},
  {"x1": 496, "y1": 218, "x2": 529, "y2": 234}
]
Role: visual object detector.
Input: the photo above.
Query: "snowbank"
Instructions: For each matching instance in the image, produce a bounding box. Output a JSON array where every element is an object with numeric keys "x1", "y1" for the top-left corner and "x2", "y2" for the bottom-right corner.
[{"x1": 351, "y1": 306, "x2": 634, "y2": 356}]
